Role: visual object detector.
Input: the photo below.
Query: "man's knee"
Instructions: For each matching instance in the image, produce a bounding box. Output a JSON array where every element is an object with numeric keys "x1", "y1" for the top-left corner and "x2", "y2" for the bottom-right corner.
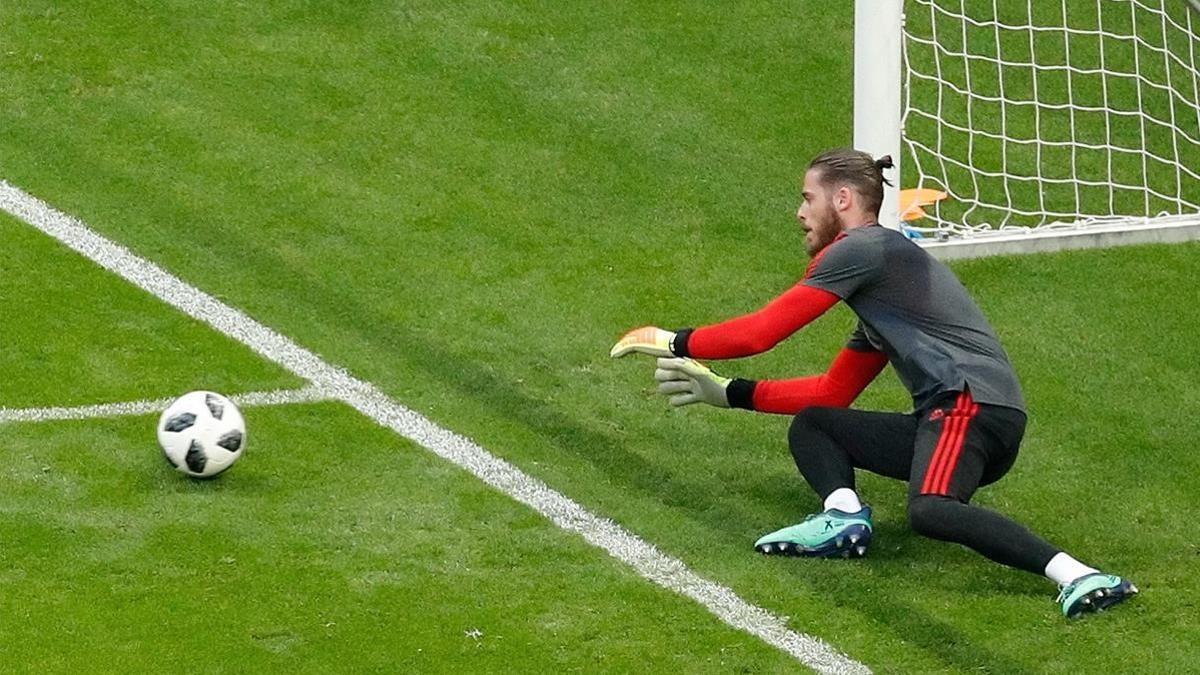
[
  {"x1": 907, "y1": 494, "x2": 961, "y2": 539},
  {"x1": 788, "y1": 407, "x2": 831, "y2": 459}
]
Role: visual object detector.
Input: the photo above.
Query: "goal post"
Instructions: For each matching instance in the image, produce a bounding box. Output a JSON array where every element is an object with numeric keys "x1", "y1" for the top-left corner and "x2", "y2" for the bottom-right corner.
[
  {"x1": 855, "y1": 0, "x2": 1200, "y2": 259},
  {"x1": 854, "y1": 0, "x2": 905, "y2": 232}
]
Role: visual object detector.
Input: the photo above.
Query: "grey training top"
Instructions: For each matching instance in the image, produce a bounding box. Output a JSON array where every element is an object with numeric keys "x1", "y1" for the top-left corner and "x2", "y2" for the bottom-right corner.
[{"x1": 802, "y1": 224, "x2": 1026, "y2": 413}]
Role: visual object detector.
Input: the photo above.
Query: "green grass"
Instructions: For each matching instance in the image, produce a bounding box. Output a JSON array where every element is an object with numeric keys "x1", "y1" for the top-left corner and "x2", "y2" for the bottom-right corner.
[
  {"x1": 0, "y1": 404, "x2": 801, "y2": 673},
  {"x1": 3, "y1": 0, "x2": 1200, "y2": 672},
  {"x1": 0, "y1": 211, "x2": 301, "y2": 407}
]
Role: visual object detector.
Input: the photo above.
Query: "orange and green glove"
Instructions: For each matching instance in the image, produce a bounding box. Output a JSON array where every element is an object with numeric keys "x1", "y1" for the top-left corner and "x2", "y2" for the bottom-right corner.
[{"x1": 609, "y1": 326, "x2": 680, "y2": 358}]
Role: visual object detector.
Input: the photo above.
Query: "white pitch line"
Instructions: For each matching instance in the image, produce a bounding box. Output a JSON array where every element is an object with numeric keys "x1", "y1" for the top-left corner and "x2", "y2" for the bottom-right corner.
[
  {"x1": 0, "y1": 179, "x2": 870, "y2": 675},
  {"x1": 0, "y1": 386, "x2": 330, "y2": 425}
]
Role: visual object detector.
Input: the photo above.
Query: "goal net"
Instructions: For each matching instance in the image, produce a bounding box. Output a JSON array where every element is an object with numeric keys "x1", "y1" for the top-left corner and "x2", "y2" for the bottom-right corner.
[{"x1": 879, "y1": 0, "x2": 1200, "y2": 250}]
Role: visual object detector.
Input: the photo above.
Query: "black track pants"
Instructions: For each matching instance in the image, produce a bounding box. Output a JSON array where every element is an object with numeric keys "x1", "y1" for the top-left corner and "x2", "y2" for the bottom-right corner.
[{"x1": 787, "y1": 389, "x2": 1059, "y2": 575}]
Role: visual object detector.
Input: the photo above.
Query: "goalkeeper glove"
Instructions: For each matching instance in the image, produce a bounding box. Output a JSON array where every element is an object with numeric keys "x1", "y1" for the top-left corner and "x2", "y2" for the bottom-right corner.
[
  {"x1": 654, "y1": 357, "x2": 732, "y2": 408},
  {"x1": 610, "y1": 326, "x2": 678, "y2": 358}
]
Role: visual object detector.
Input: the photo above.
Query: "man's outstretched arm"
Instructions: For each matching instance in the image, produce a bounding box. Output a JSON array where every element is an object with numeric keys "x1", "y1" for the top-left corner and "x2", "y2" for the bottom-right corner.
[
  {"x1": 611, "y1": 284, "x2": 840, "y2": 359},
  {"x1": 655, "y1": 346, "x2": 887, "y2": 414},
  {"x1": 741, "y1": 347, "x2": 888, "y2": 414}
]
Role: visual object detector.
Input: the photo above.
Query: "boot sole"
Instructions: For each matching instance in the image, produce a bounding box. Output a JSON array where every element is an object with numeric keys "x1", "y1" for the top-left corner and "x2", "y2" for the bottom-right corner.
[
  {"x1": 1066, "y1": 579, "x2": 1139, "y2": 618},
  {"x1": 755, "y1": 524, "x2": 872, "y2": 558}
]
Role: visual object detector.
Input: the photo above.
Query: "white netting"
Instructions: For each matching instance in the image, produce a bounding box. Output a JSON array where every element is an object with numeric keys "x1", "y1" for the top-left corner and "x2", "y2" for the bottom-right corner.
[{"x1": 901, "y1": 0, "x2": 1200, "y2": 239}]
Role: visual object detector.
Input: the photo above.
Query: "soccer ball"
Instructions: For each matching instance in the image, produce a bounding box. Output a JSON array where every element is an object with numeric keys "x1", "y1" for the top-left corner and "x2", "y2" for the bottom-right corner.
[{"x1": 157, "y1": 391, "x2": 246, "y2": 478}]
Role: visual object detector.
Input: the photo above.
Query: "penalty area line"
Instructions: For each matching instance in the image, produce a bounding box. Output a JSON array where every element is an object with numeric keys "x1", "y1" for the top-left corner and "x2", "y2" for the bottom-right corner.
[
  {"x1": 0, "y1": 386, "x2": 331, "y2": 425},
  {"x1": 0, "y1": 179, "x2": 870, "y2": 675}
]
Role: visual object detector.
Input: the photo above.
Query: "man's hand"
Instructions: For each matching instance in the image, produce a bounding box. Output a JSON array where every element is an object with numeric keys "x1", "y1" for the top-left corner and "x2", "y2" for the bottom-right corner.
[
  {"x1": 654, "y1": 357, "x2": 731, "y2": 408},
  {"x1": 610, "y1": 326, "x2": 677, "y2": 358}
]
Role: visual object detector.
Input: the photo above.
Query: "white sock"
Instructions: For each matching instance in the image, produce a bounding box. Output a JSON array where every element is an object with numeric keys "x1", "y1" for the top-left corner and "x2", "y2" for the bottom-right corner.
[
  {"x1": 823, "y1": 488, "x2": 863, "y2": 513},
  {"x1": 1044, "y1": 552, "x2": 1099, "y2": 586}
]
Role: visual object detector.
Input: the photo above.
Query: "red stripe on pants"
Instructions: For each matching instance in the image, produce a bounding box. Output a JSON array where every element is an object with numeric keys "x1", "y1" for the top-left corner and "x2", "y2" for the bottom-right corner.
[
  {"x1": 919, "y1": 400, "x2": 960, "y2": 493},
  {"x1": 932, "y1": 401, "x2": 979, "y2": 495},
  {"x1": 921, "y1": 391, "x2": 972, "y2": 495}
]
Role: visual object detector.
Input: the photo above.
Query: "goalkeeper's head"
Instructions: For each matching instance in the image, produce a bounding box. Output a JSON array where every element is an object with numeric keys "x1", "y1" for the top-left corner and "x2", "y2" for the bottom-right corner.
[{"x1": 798, "y1": 148, "x2": 894, "y2": 256}]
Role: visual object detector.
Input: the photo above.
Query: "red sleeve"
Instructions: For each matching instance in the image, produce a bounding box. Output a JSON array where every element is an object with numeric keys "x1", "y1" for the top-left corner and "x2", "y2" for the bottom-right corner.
[
  {"x1": 686, "y1": 284, "x2": 840, "y2": 359},
  {"x1": 750, "y1": 347, "x2": 888, "y2": 415}
]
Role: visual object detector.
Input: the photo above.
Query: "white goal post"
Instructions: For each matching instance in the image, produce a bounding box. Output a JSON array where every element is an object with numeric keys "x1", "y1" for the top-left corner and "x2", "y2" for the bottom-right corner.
[{"x1": 855, "y1": 0, "x2": 1200, "y2": 259}]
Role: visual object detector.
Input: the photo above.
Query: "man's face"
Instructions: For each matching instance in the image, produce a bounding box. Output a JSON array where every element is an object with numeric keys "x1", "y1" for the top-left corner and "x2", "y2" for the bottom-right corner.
[{"x1": 797, "y1": 169, "x2": 845, "y2": 257}]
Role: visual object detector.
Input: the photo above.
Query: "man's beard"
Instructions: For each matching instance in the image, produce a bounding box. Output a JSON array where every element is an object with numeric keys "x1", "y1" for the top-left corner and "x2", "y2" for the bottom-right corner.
[{"x1": 805, "y1": 205, "x2": 843, "y2": 257}]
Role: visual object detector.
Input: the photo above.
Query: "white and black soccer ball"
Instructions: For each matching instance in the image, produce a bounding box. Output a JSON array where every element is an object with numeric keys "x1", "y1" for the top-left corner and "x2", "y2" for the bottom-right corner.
[{"x1": 157, "y1": 391, "x2": 246, "y2": 478}]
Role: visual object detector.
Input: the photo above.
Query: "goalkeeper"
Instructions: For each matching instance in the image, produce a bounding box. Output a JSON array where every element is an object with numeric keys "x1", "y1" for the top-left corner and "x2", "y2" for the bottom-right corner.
[{"x1": 610, "y1": 148, "x2": 1136, "y2": 618}]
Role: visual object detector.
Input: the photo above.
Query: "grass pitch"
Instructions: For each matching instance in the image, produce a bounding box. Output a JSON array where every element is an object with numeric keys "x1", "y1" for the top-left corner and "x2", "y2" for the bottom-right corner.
[
  {"x1": 0, "y1": 406, "x2": 805, "y2": 673},
  {"x1": 2, "y1": 1, "x2": 1199, "y2": 672},
  {"x1": 0, "y1": 223, "x2": 800, "y2": 672}
]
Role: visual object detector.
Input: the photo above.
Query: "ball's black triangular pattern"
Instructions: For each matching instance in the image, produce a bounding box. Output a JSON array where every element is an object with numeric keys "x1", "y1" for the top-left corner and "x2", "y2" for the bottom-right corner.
[
  {"x1": 205, "y1": 394, "x2": 225, "y2": 420},
  {"x1": 185, "y1": 439, "x2": 207, "y2": 473},
  {"x1": 216, "y1": 430, "x2": 243, "y2": 452},
  {"x1": 163, "y1": 412, "x2": 196, "y2": 432}
]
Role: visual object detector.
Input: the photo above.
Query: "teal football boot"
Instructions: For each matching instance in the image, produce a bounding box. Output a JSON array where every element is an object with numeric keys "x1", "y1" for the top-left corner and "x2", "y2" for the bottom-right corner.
[
  {"x1": 754, "y1": 506, "x2": 873, "y2": 558},
  {"x1": 1057, "y1": 573, "x2": 1139, "y2": 618}
]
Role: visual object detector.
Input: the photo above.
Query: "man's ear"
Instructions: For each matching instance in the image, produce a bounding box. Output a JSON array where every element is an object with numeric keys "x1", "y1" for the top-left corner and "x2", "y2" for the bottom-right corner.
[{"x1": 835, "y1": 186, "x2": 853, "y2": 212}]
